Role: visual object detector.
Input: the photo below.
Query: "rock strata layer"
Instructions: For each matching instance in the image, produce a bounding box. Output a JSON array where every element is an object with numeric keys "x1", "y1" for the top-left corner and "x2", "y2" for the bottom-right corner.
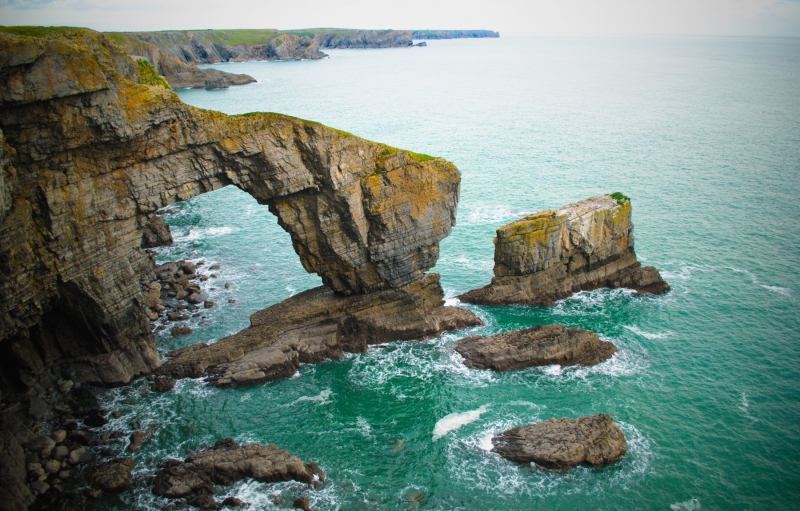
[
  {"x1": 459, "y1": 195, "x2": 669, "y2": 306},
  {"x1": 492, "y1": 414, "x2": 627, "y2": 469},
  {"x1": 0, "y1": 28, "x2": 465, "y2": 389},
  {"x1": 152, "y1": 439, "x2": 324, "y2": 501},
  {"x1": 454, "y1": 324, "x2": 616, "y2": 371},
  {"x1": 159, "y1": 273, "x2": 482, "y2": 386}
]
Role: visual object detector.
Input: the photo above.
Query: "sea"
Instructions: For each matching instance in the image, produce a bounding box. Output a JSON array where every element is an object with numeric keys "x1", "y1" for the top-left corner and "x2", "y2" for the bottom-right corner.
[{"x1": 94, "y1": 36, "x2": 800, "y2": 510}]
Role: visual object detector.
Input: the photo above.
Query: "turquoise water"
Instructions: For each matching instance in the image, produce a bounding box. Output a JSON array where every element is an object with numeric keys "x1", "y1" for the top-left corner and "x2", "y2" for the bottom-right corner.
[{"x1": 97, "y1": 37, "x2": 800, "y2": 510}]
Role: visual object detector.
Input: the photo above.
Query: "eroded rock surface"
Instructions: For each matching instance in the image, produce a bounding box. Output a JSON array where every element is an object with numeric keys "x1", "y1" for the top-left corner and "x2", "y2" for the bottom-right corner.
[
  {"x1": 159, "y1": 273, "x2": 482, "y2": 386},
  {"x1": 454, "y1": 324, "x2": 616, "y2": 371},
  {"x1": 459, "y1": 195, "x2": 669, "y2": 306},
  {"x1": 88, "y1": 457, "x2": 134, "y2": 493},
  {"x1": 152, "y1": 439, "x2": 324, "y2": 501},
  {"x1": 492, "y1": 414, "x2": 627, "y2": 469},
  {"x1": 0, "y1": 28, "x2": 464, "y2": 388}
]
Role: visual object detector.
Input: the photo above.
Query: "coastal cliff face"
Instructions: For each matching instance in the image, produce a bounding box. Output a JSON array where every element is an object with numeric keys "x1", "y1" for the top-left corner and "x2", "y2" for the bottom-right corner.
[
  {"x1": 459, "y1": 195, "x2": 669, "y2": 306},
  {"x1": 411, "y1": 30, "x2": 500, "y2": 39},
  {"x1": 0, "y1": 28, "x2": 465, "y2": 392}
]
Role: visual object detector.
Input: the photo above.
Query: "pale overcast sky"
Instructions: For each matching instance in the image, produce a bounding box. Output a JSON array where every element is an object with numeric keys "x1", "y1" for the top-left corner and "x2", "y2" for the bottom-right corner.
[{"x1": 1, "y1": 0, "x2": 799, "y2": 36}]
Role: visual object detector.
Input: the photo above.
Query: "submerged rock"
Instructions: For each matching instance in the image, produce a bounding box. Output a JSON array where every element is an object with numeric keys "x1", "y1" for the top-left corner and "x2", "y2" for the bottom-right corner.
[
  {"x1": 158, "y1": 273, "x2": 482, "y2": 386},
  {"x1": 459, "y1": 195, "x2": 669, "y2": 306},
  {"x1": 152, "y1": 439, "x2": 324, "y2": 501},
  {"x1": 454, "y1": 324, "x2": 616, "y2": 371},
  {"x1": 492, "y1": 414, "x2": 627, "y2": 469},
  {"x1": 88, "y1": 458, "x2": 134, "y2": 493}
]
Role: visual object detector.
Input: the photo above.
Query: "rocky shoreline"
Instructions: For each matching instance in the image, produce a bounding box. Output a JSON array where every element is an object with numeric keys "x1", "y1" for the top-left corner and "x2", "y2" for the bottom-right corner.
[{"x1": 454, "y1": 324, "x2": 617, "y2": 371}]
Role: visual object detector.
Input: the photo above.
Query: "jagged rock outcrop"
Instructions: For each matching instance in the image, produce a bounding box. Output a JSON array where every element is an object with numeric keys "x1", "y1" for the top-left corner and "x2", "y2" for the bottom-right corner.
[
  {"x1": 459, "y1": 195, "x2": 669, "y2": 306},
  {"x1": 454, "y1": 324, "x2": 616, "y2": 371},
  {"x1": 312, "y1": 30, "x2": 413, "y2": 49},
  {"x1": 492, "y1": 414, "x2": 627, "y2": 469},
  {"x1": 152, "y1": 439, "x2": 324, "y2": 503},
  {"x1": 0, "y1": 27, "x2": 467, "y2": 391},
  {"x1": 160, "y1": 273, "x2": 481, "y2": 386},
  {"x1": 88, "y1": 457, "x2": 134, "y2": 493}
]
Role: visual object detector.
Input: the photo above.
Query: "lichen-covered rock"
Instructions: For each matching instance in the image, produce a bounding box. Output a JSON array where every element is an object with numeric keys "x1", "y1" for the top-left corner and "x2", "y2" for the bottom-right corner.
[
  {"x1": 454, "y1": 324, "x2": 616, "y2": 371},
  {"x1": 0, "y1": 28, "x2": 465, "y2": 388},
  {"x1": 459, "y1": 195, "x2": 669, "y2": 306},
  {"x1": 159, "y1": 273, "x2": 482, "y2": 386},
  {"x1": 88, "y1": 457, "x2": 134, "y2": 493},
  {"x1": 492, "y1": 414, "x2": 627, "y2": 469},
  {"x1": 152, "y1": 439, "x2": 323, "y2": 500}
]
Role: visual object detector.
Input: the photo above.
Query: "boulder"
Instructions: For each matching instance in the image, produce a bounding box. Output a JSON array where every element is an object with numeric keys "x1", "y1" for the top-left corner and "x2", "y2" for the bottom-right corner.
[
  {"x1": 171, "y1": 326, "x2": 193, "y2": 337},
  {"x1": 127, "y1": 431, "x2": 149, "y2": 452},
  {"x1": 492, "y1": 414, "x2": 627, "y2": 469},
  {"x1": 454, "y1": 324, "x2": 616, "y2": 371},
  {"x1": 152, "y1": 439, "x2": 324, "y2": 500},
  {"x1": 459, "y1": 195, "x2": 669, "y2": 306},
  {"x1": 151, "y1": 375, "x2": 175, "y2": 392},
  {"x1": 187, "y1": 293, "x2": 207, "y2": 305},
  {"x1": 51, "y1": 445, "x2": 69, "y2": 461},
  {"x1": 88, "y1": 458, "x2": 134, "y2": 493}
]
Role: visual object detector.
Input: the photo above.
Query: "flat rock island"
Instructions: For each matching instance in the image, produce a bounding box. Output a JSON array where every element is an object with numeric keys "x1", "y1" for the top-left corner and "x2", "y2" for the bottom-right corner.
[
  {"x1": 492, "y1": 414, "x2": 627, "y2": 470},
  {"x1": 459, "y1": 194, "x2": 669, "y2": 306},
  {"x1": 454, "y1": 324, "x2": 617, "y2": 371}
]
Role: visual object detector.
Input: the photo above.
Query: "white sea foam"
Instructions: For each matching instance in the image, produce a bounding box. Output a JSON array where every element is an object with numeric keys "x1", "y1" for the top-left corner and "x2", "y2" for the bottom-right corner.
[
  {"x1": 729, "y1": 267, "x2": 791, "y2": 296},
  {"x1": 179, "y1": 226, "x2": 234, "y2": 242},
  {"x1": 671, "y1": 499, "x2": 702, "y2": 511},
  {"x1": 286, "y1": 285, "x2": 297, "y2": 297},
  {"x1": 287, "y1": 389, "x2": 332, "y2": 406},
  {"x1": 356, "y1": 416, "x2": 372, "y2": 438},
  {"x1": 466, "y1": 205, "x2": 532, "y2": 225},
  {"x1": 541, "y1": 364, "x2": 564, "y2": 376},
  {"x1": 739, "y1": 391, "x2": 758, "y2": 422},
  {"x1": 433, "y1": 405, "x2": 489, "y2": 441},
  {"x1": 624, "y1": 325, "x2": 673, "y2": 340}
]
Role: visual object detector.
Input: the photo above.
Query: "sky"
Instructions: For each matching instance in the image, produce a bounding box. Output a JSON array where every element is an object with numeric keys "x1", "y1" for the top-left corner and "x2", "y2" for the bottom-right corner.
[{"x1": 1, "y1": 0, "x2": 799, "y2": 36}]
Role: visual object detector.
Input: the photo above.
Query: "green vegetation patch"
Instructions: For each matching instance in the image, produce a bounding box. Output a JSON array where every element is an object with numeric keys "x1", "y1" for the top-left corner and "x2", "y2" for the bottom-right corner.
[
  {"x1": 136, "y1": 59, "x2": 171, "y2": 89},
  {"x1": 608, "y1": 192, "x2": 631, "y2": 205},
  {"x1": 0, "y1": 26, "x2": 80, "y2": 38}
]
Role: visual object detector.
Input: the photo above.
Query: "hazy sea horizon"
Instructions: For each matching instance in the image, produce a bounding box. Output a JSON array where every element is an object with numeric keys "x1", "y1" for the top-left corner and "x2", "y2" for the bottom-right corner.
[{"x1": 94, "y1": 35, "x2": 800, "y2": 510}]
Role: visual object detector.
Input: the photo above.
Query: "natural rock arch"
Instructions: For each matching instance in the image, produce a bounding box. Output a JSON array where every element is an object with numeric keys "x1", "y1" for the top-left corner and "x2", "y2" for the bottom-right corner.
[{"x1": 0, "y1": 29, "x2": 463, "y2": 389}]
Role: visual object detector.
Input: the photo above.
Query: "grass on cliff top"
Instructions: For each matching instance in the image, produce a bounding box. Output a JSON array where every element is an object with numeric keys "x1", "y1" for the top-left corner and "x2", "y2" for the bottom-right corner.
[
  {"x1": 282, "y1": 28, "x2": 360, "y2": 39},
  {"x1": 609, "y1": 192, "x2": 631, "y2": 205},
  {"x1": 105, "y1": 29, "x2": 283, "y2": 47},
  {"x1": 136, "y1": 59, "x2": 171, "y2": 89},
  {"x1": 0, "y1": 26, "x2": 83, "y2": 37}
]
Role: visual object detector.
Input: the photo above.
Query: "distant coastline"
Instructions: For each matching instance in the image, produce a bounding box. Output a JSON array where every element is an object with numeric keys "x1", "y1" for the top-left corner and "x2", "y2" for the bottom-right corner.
[{"x1": 103, "y1": 28, "x2": 499, "y2": 88}]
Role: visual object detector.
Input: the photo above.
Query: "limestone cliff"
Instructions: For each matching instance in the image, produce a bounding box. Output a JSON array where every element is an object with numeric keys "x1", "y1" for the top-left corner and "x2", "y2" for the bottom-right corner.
[
  {"x1": 459, "y1": 195, "x2": 669, "y2": 306},
  {"x1": 0, "y1": 27, "x2": 468, "y2": 392}
]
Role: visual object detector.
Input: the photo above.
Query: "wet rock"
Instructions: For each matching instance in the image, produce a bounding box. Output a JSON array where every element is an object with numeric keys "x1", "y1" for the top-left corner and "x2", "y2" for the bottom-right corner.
[
  {"x1": 228, "y1": 299, "x2": 237, "y2": 304},
  {"x1": 44, "y1": 459, "x2": 61, "y2": 474},
  {"x1": 210, "y1": 265, "x2": 221, "y2": 270},
  {"x1": 168, "y1": 311, "x2": 190, "y2": 321},
  {"x1": 151, "y1": 375, "x2": 176, "y2": 392},
  {"x1": 127, "y1": 431, "x2": 149, "y2": 452},
  {"x1": 28, "y1": 463, "x2": 45, "y2": 479},
  {"x1": 52, "y1": 445, "x2": 69, "y2": 461},
  {"x1": 152, "y1": 439, "x2": 324, "y2": 500},
  {"x1": 182, "y1": 261, "x2": 197, "y2": 275},
  {"x1": 159, "y1": 274, "x2": 482, "y2": 386},
  {"x1": 200, "y1": 275, "x2": 210, "y2": 282},
  {"x1": 204, "y1": 300, "x2": 214, "y2": 309},
  {"x1": 143, "y1": 216, "x2": 174, "y2": 248},
  {"x1": 187, "y1": 293, "x2": 207, "y2": 305},
  {"x1": 222, "y1": 496, "x2": 246, "y2": 507},
  {"x1": 459, "y1": 195, "x2": 669, "y2": 306},
  {"x1": 88, "y1": 458, "x2": 134, "y2": 493},
  {"x1": 67, "y1": 447, "x2": 91, "y2": 465},
  {"x1": 225, "y1": 283, "x2": 231, "y2": 289},
  {"x1": 51, "y1": 430, "x2": 67, "y2": 444},
  {"x1": 84, "y1": 409, "x2": 108, "y2": 427},
  {"x1": 454, "y1": 324, "x2": 617, "y2": 371},
  {"x1": 25, "y1": 436, "x2": 56, "y2": 455},
  {"x1": 85, "y1": 488, "x2": 103, "y2": 500},
  {"x1": 68, "y1": 429, "x2": 94, "y2": 446},
  {"x1": 171, "y1": 325, "x2": 193, "y2": 337},
  {"x1": 58, "y1": 469, "x2": 71, "y2": 479},
  {"x1": 57, "y1": 380, "x2": 74, "y2": 394},
  {"x1": 293, "y1": 497, "x2": 311, "y2": 511},
  {"x1": 29, "y1": 480, "x2": 50, "y2": 495},
  {"x1": 492, "y1": 414, "x2": 627, "y2": 469},
  {"x1": 112, "y1": 411, "x2": 121, "y2": 418}
]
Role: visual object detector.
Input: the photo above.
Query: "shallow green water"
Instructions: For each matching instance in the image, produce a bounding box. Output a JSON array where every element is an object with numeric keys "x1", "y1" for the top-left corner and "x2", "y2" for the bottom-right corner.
[{"x1": 96, "y1": 36, "x2": 800, "y2": 510}]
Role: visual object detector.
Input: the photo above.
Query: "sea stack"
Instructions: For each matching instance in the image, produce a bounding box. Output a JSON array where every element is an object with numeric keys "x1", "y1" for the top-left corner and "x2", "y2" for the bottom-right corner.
[
  {"x1": 492, "y1": 414, "x2": 627, "y2": 469},
  {"x1": 454, "y1": 324, "x2": 616, "y2": 371},
  {"x1": 459, "y1": 194, "x2": 669, "y2": 306}
]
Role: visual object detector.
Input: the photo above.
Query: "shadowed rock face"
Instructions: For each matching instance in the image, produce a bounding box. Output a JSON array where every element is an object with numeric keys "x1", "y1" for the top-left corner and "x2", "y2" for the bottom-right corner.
[
  {"x1": 492, "y1": 414, "x2": 627, "y2": 469},
  {"x1": 454, "y1": 324, "x2": 616, "y2": 371},
  {"x1": 459, "y1": 195, "x2": 669, "y2": 306},
  {"x1": 0, "y1": 28, "x2": 464, "y2": 389}
]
